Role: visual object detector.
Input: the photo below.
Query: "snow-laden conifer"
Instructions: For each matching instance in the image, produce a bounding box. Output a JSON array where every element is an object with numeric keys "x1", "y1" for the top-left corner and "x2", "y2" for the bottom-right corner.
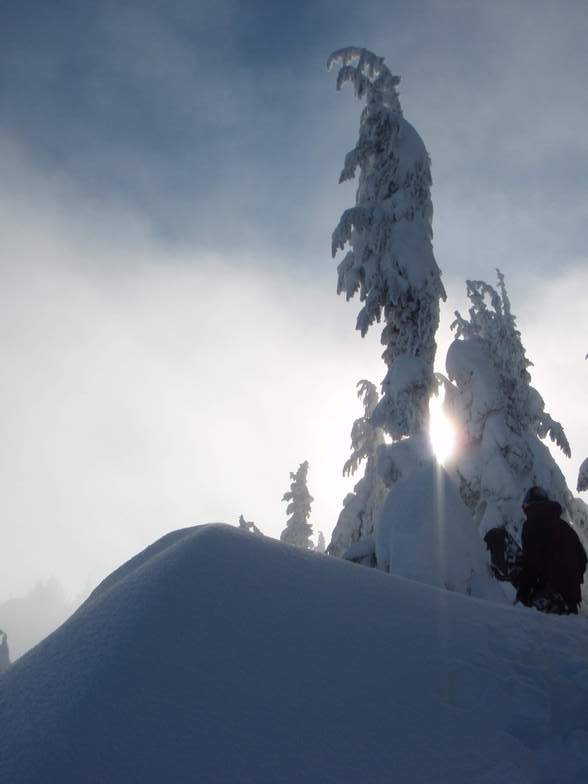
[
  {"x1": 578, "y1": 354, "x2": 588, "y2": 494},
  {"x1": 327, "y1": 47, "x2": 446, "y2": 440},
  {"x1": 0, "y1": 630, "x2": 10, "y2": 673},
  {"x1": 238, "y1": 515, "x2": 263, "y2": 536},
  {"x1": 578, "y1": 459, "x2": 588, "y2": 494},
  {"x1": 442, "y1": 271, "x2": 583, "y2": 539},
  {"x1": 280, "y1": 461, "x2": 314, "y2": 549},
  {"x1": 328, "y1": 380, "x2": 386, "y2": 557},
  {"x1": 315, "y1": 531, "x2": 326, "y2": 554}
]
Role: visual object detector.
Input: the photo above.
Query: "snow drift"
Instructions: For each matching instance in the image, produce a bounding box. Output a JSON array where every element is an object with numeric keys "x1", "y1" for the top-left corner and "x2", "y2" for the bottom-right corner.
[
  {"x1": 375, "y1": 462, "x2": 507, "y2": 602},
  {"x1": 2, "y1": 524, "x2": 588, "y2": 783}
]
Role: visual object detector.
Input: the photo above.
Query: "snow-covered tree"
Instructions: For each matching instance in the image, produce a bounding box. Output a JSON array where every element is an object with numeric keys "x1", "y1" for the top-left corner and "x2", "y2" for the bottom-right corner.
[
  {"x1": 328, "y1": 47, "x2": 446, "y2": 442},
  {"x1": 315, "y1": 531, "x2": 326, "y2": 554},
  {"x1": 0, "y1": 630, "x2": 10, "y2": 673},
  {"x1": 578, "y1": 354, "x2": 588, "y2": 493},
  {"x1": 328, "y1": 380, "x2": 387, "y2": 557},
  {"x1": 441, "y1": 270, "x2": 582, "y2": 540},
  {"x1": 238, "y1": 515, "x2": 263, "y2": 536},
  {"x1": 578, "y1": 459, "x2": 588, "y2": 493},
  {"x1": 280, "y1": 461, "x2": 314, "y2": 549}
]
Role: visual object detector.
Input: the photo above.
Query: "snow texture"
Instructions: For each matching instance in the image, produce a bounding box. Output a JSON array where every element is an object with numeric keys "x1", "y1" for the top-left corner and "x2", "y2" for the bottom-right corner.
[
  {"x1": 375, "y1": 462, "x2": 506, "y2": 602},
  {"x1": 442, "y1": 272, "x2": 581, "y2": 542},
  {"x1": 328, "y1": 47, "x2": 446, "y2": 440},
  {"x1": 280, "y1": 461, "x2": 314, "y2": 549},
  {"x1": 578, "y1": 458, "x2": 588, "y2": 493},
  {"x1": 3, "y1": 524, "x2": 588, "y2": 783},
  {"x1": 329, "y1": 380, "x2": 386, "y2": 557}
]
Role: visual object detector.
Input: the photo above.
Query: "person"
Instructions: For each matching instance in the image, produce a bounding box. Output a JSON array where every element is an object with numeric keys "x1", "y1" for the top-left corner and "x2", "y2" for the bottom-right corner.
[{"x1": 516, "y1": 486, "x2": 587, "y2": 614}]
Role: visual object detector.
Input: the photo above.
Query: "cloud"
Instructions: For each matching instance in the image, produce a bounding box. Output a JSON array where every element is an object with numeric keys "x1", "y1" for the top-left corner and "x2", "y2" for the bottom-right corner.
[
  {"x1": 1, "y1": 1, "x2": 586, "y2": 602},
  {"x1": 0, "y1": 139, "x2": 384, "y2": 599}
]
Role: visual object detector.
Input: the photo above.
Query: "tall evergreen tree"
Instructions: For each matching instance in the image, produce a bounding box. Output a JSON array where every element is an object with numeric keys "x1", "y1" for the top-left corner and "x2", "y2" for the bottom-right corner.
[
  {"x1": 442, "y1": 270, "x2": 585, "y2": 540},
  {"x1": 328, "y1": 380, "x2": 386, "y2": 557},
  {"x1": 328, "y1": 47, "x2": 446, "y2": 442},
  {"x1": 280, "y1": 461, "x2": 314, "y2": 549}
]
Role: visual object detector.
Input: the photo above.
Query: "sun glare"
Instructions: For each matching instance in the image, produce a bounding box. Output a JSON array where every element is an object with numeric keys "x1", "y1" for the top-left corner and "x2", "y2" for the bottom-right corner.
[{"x1": 429, "y1": 395, "x2": 456, "y2": 465}]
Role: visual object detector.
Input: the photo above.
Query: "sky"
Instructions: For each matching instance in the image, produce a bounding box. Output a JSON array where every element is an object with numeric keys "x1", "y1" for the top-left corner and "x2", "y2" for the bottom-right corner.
[{"x1": 1, "y1": 0, "x2": 587, "y2": 600}]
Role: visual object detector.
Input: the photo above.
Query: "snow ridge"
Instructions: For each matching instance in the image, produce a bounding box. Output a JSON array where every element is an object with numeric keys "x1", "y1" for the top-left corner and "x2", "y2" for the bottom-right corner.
[{"x1": 2, "y1": 525, "x2": 588, "y2": 784}]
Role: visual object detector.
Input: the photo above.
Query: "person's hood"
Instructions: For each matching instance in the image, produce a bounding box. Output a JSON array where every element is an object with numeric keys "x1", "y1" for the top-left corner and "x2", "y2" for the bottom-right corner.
[{"x1": 525, "y1": 500, "x2": 562, "y2": 521}]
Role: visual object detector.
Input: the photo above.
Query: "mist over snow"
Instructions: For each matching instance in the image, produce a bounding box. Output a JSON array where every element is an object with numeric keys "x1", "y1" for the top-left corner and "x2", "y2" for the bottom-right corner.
[{"x1": 0, "y1": 143, "x2": 387, "y2": 601}]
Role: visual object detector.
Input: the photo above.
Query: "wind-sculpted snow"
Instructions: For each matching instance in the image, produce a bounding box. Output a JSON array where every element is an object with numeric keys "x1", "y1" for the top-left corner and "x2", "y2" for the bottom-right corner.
[
  {"x1": 2, "y1": 524, "x2": 588, "y2": 783},
  {"x1": 375, "y1": 462, "x2": 507, "y2": 602}
]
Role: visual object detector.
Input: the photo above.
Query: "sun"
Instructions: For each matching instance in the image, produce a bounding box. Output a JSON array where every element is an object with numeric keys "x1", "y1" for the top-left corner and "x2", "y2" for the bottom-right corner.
[{"x1": 429, "y1": 395, "x2": 456, "y2": 465}]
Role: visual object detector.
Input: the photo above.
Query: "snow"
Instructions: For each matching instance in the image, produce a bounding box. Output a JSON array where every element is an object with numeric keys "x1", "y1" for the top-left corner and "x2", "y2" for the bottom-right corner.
[
  {"x1": 374, "y1": 462, "x2": 506, "y2": 602},
  {"x1": 446, "y1": 337, "x2": 502, "y2": 442},
  {"x1": 377, "y1": 431, "x2": 431, "y2": 486},
  {"x1": 578, "y1": 458, "x2": 588, "y2": 493},
  {"x1": 328, "y1": 47, "x2": 445, "y2": 441},
  {"x1": 342, "y1": 534, "x2": 375, "y2": 561},
  {"x1": 280, "y1": 461, "x2": 314, "y2": 549},
  {"x1": 2, "y1": 524, "x2": 588, "y2": 783},
  {"x1": 329, "y1": 380, "x2": 386, "y2": 557},
  {"x1": 443, "y1": 274, "x2": 581, "y2": 543}
]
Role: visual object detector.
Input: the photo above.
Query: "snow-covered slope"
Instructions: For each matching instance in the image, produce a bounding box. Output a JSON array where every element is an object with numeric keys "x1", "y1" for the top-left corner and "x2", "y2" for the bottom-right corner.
[{"x1": 2, "y1": 525, "x2": 588, "y2": 783}]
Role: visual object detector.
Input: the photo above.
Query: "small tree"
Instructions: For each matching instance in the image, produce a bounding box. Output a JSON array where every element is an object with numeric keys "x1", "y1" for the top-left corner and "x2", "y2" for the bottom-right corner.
[
  {"x1": 328, "y1": 380, "x2": 387, "y2": 557},
  {"x1": 238, "y1": 514, "x2": 263, "y2": 536},
  {"x1": 0, "y1": 630, "x2": 10, "y2": 673},
  {"x1": 328, "y1": 47, "x2": 446, "y2": 442},
  {"x1": 442, "y1": 270, "x2": 580, "y2": 539},
  {"x1": 578, "y1": 459, "x2": 588, "y2": 493},
  {"x1": 280, "y1": 461, "x2": 314, "y2": 549},
  {"x1": 315, "y1": 531, "x2": 326, "y2": 554}
]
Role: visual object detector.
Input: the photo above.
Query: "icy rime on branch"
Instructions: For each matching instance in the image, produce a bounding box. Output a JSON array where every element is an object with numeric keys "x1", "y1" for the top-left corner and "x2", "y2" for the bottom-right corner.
[
  {"x1": 327, "y1": 47, "x2": 446, "y2": 440},
  {"x1": 328, "y1": 380, "x2": 386, "y2": 557},
  {"x1": 343, "y1": 380, "x2": 384, "y2": 477},
  {"x1": 579, "y1": 459, "x2": 588, "y2": 493}
]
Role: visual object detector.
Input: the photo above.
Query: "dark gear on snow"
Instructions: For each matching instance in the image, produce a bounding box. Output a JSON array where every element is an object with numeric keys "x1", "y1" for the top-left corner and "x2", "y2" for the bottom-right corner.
[
  {"x1": 516, "y1": 490, "x2": 587, "y2": 614},
  {"x1": 484, "y1": 527, "x2": 522, "y2": 584}
]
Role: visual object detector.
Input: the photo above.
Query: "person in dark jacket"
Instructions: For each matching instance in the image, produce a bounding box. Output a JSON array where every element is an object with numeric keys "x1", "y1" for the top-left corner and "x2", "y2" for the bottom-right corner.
[{"x1": 516, "y1": 486, "x2": 587, "y2": 614}]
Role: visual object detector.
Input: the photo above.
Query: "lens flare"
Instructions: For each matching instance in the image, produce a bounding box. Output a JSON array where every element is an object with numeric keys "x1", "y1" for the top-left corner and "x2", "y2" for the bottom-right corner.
[{"x1": 429, "y1": 396, "x2": 456, "y2": 465}]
